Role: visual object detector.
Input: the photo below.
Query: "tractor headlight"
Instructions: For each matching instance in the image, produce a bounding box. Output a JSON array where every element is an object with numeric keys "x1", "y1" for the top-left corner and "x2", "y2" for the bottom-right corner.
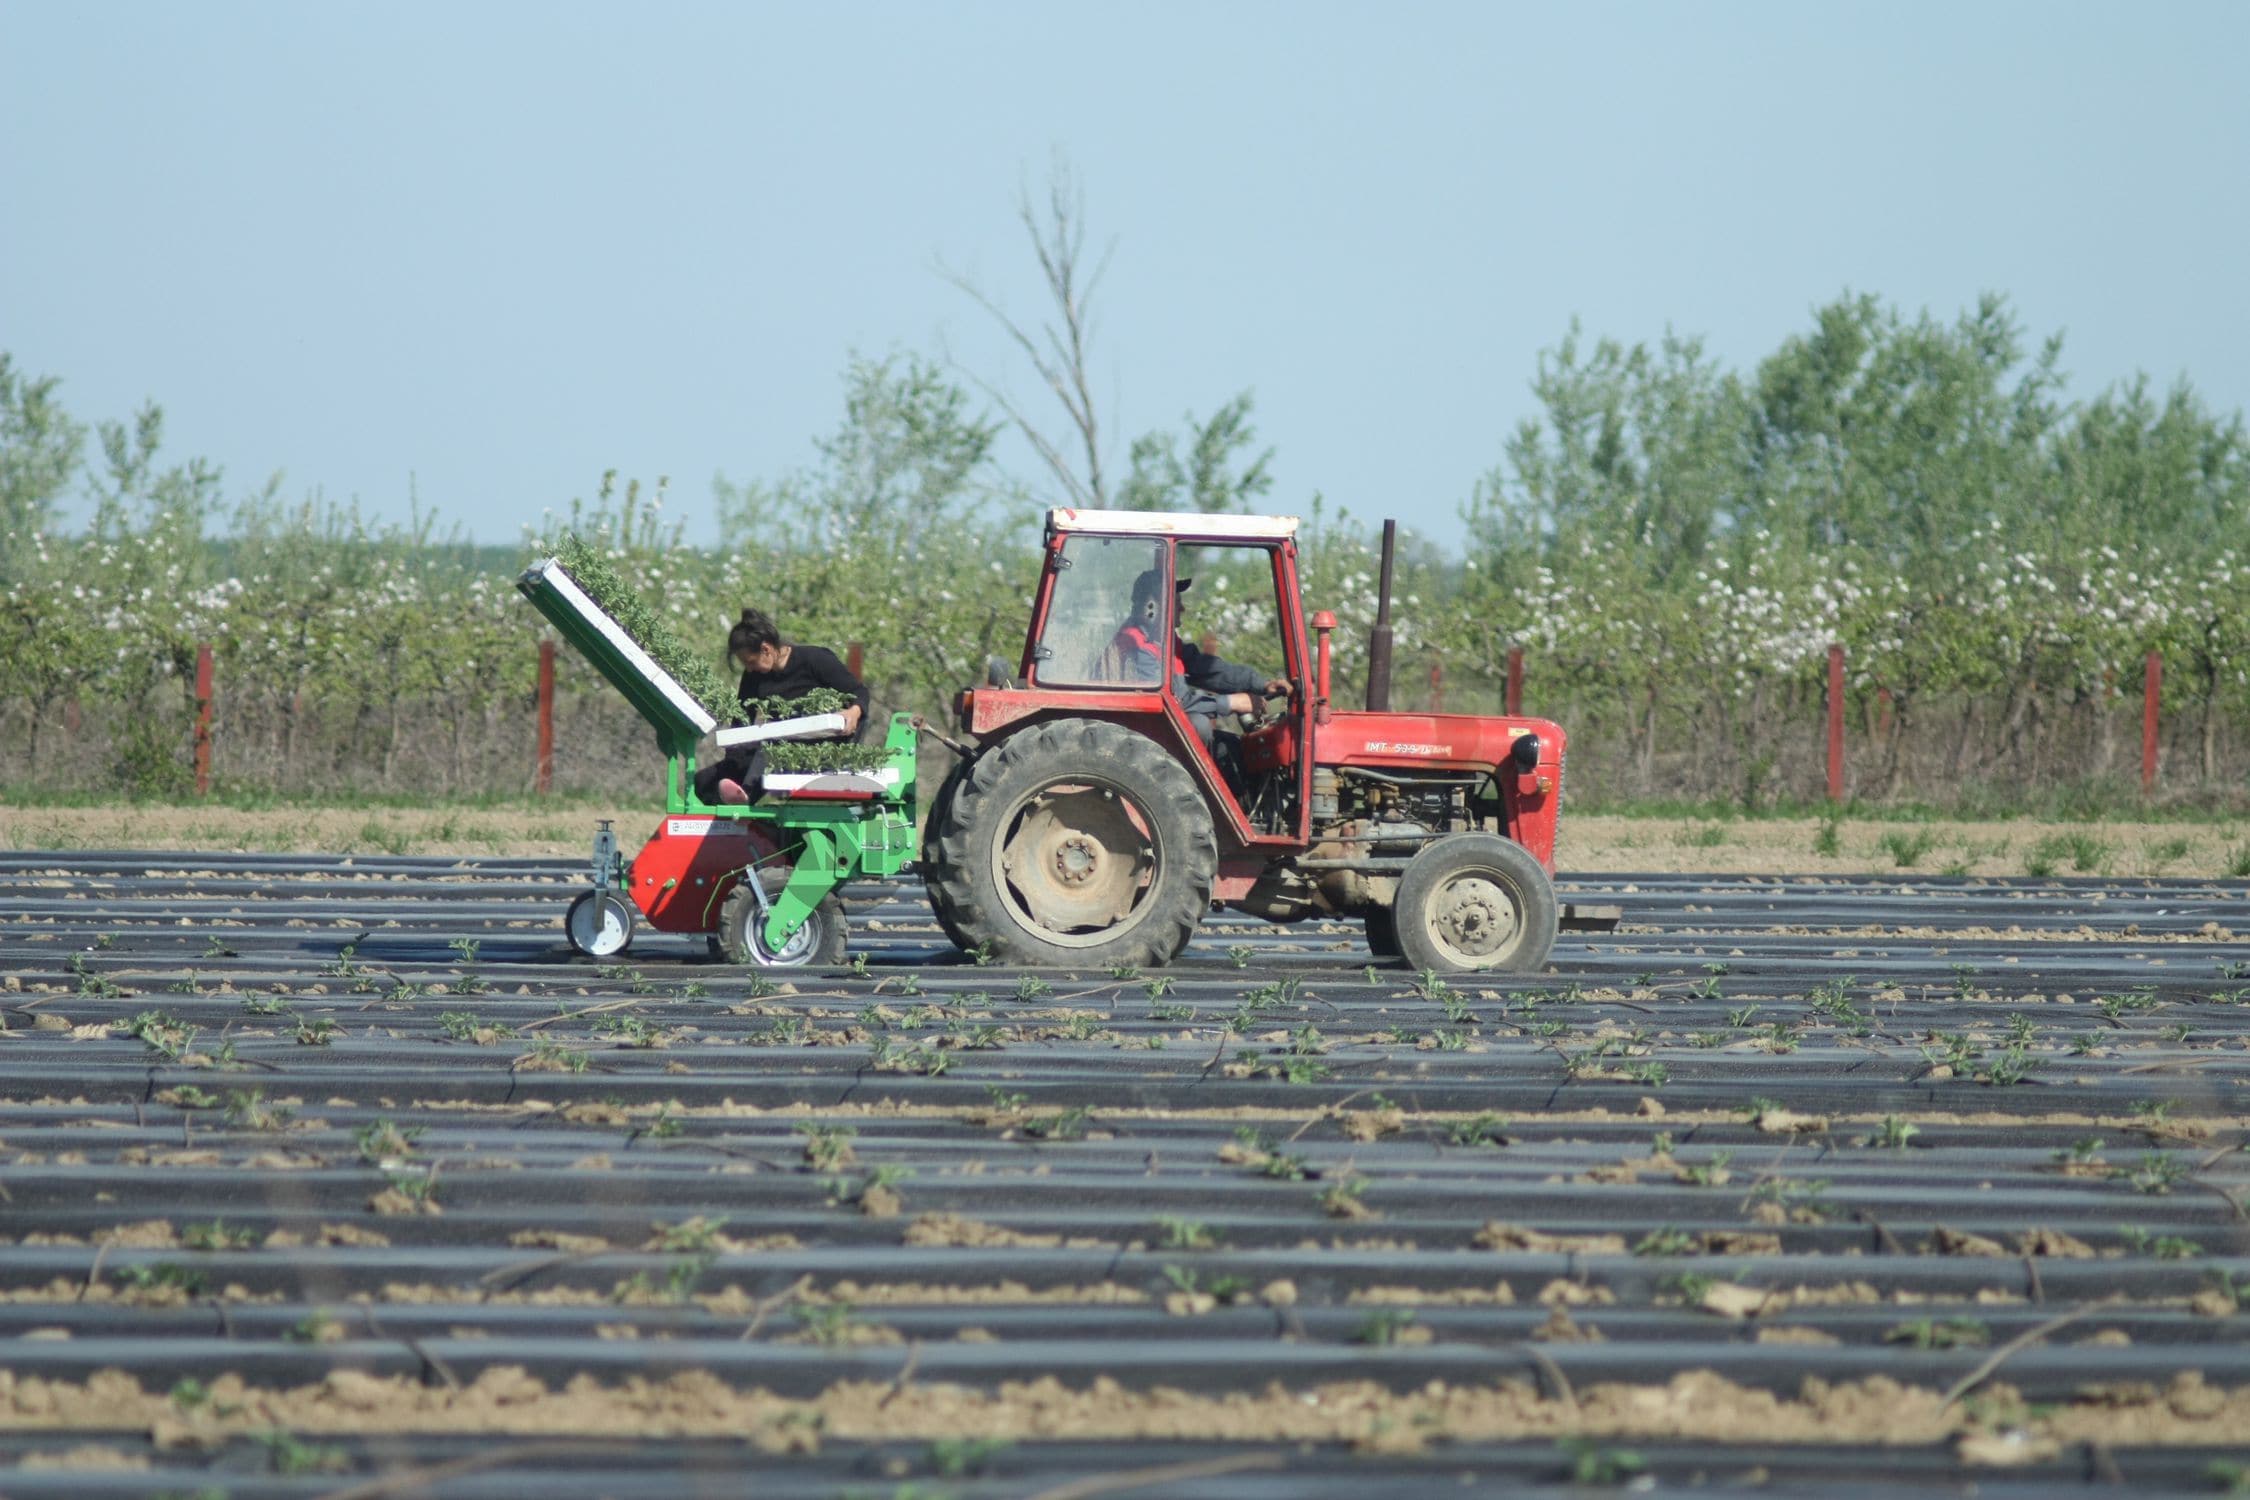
[{"x1": 1510, "y1": 733, "x2": 1542, "y2": 771}]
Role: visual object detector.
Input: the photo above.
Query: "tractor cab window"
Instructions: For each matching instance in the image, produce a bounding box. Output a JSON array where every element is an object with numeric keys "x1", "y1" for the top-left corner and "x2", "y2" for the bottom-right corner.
[
  {"x1": 1033, "y1": 535, "x2": 1170, "y2": 689},
  {"x1": 1175, "y1": 544, "x2": 1293, "y2": 691}
]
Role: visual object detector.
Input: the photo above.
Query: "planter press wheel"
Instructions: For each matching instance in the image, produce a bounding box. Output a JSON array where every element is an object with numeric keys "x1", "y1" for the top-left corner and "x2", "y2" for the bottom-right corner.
[
  {"x1": 565, "y1": 891, "x2": 635, "y2": 957},
  {"x1": 718, "y1": 867, "x2": 849, "y2": 969},
  {"x1": 1392, "y1": 833, "x2": 1558, "y2": 975}
]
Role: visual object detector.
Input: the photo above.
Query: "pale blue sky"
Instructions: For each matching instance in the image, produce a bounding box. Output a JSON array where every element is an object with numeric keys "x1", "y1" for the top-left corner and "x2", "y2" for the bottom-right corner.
[{"x1": 4, "y1": 1, "x2": 2245, "y2": 547}]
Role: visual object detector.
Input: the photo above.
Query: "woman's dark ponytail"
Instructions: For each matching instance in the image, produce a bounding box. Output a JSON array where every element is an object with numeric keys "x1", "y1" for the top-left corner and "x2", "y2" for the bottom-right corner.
[{"x1": 728, "y1": 609, "x2": 782, "y2": 658}]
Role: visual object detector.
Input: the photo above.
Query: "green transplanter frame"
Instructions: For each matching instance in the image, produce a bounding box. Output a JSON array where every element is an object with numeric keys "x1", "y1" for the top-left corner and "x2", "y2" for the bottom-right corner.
[{"x1": 517, "y1": 556, "x2": 920, "y2": 957}]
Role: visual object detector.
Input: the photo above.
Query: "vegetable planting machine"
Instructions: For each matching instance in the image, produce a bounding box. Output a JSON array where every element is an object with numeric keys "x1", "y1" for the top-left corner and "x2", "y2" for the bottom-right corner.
[{"x1": 518, "y1": 509, "x2": 1614, "y2": 971}]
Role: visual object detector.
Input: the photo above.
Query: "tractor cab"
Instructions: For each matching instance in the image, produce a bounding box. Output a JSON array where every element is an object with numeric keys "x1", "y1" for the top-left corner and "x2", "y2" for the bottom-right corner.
[{"x1": 972, "y1": 509, "x2": 1313, "y2": 845}]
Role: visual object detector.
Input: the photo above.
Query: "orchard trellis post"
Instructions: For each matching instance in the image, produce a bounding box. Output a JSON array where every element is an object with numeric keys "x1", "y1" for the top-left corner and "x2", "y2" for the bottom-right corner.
[
  {"x1": 536, "y1": 640, "x2": 557, "y2": 795},
  {"x1": 193, "y1": 643, "x2": 213, "y2": 798},
  {"x1": 2143, "y1": 650, "x2": 2162, "y2": 793},
  {"x1": 1826, "y1": 643, "x2": 1846, "y2": 804}
]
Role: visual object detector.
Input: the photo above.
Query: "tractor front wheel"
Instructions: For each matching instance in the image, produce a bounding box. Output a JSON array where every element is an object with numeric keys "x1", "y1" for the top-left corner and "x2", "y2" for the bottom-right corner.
[
  {"x1": 925, "y1": 719, "x2": 1217, "y2": 967},
  {"x1": 1391, "y1": 833, "x2": 1557, "y2": 974},
  {"x1": 718, "y1": 868, "x2": 849, "y2": 968}
]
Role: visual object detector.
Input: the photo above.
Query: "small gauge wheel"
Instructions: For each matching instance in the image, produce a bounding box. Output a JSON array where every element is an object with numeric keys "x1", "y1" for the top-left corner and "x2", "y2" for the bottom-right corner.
[{"x1": 565, "y1": 891, "x2": 635, "y2": 957}]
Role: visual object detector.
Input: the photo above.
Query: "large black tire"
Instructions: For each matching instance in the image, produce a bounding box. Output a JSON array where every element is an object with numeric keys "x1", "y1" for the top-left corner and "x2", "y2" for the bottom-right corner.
[
  {"x1": 1363, "y1": 907, "x2": 1400, "y2": 959},
  {"x1": 919, "y1": 754, "x2": 978, "y2": 951},
  {"x1": 924, "y1": 718, "x2": 1217, "y2": 967},
  {"x1": 1391, "y1": 833, "x2": 1558, "y2": 974},
  {"x1": 718, "y1": 868, "x2": 849, "y2": 969}
]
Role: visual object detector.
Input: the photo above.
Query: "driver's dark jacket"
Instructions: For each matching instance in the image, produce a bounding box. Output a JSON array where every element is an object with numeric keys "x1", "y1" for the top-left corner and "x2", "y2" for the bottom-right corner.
[{"x1": 1109, "y1": 623, "x2": 1265, "y2": 721}]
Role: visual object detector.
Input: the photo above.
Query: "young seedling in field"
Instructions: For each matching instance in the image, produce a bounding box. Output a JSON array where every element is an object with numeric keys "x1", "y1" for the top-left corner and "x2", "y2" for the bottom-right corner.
[
  {"x1": 1679, "y1": 1151, "x2": 1734, "y2": 1188},
  {"x1": 223, "y1": 1089, "x2": 292, "y2": 1131},
  {"x1": 439, "y1": 1011, "x2": 512, "y2": 1043},
  {"x1": 1885, "y1": 1316, "x2": 1989, "y2": 1351},
  {"x1": 1558, "y1": 1438, "x2": 1647, "y2": 1486},
  {"x1": 1633, "y1": 1227, "x2": 1697, "y2": 1257},
  {"x1": 1107, "y1": 962, "x2": 1141, "y2": 981},
  {"x1": 1448, "y1": 1113, "x2": 1511, "y2": 1148},
  {"x1": 1142, "y1": 974, "x2": 1176, "y2": 999},
  {"x1": 2123, "y1": 1152, "x2": 2188, "y2": 1194},
  {"x1": 1157, "y1": 1215, "x2": 1215, "y2": 1250},
  {"x1": 1355, "y1": 1307, "x2": 1417, "y2": 1345},
  {"x1": 448, "y1": 936, "x2": 481, "y2": 965},
  {"x1": 117, "y1": 1262, "x2": 209, "y2": 1298},
  {"x1": 1317, "y1": 1173, "x2": 1371, "y2": 1218},
  {"x1": 180, "y1": 1220, "x2": 257, "y2": 1251},
  {"x1": 294, "y1": 1016, "x2": 339, "y2": 1047},
  {"x1": 928, "y1": 1437, "x2": 1014, "y2": 1478},
  {"x1": 253, "y1": 1429, "x2": 350, "y2": 1476},
  {"x1": 1020, "y1": 1106, "x2": 1092, "y2": 1141},
  {"x1": 240, "y1": 992, "x2": 290, "y2": 1017},
  {"x1": 796, "y1": 1123, "x2": 858, "y2": 1171},
  {"x1": 1870, "y1": 1116, "x2": 1919, "y2": 1150},
  {"x1": 1014, "y1": 974, "x2": 1054, "y2": 1001},
  {"x1": 72, "y1": 954, "x2": 126, "y2": 999},
  {"x1": 355, "y1": 1118, "x2": 422, "y2": 1164},
  {"x1": 382, "y1": 1169, "x2": 440, "y2": 1209},
  {"x1": 525, "y1": 1039, "x2": 590, "y2": 1074},
  {"x1": 790, "y1": 1298, "x2": 857, "y2": 1346}
]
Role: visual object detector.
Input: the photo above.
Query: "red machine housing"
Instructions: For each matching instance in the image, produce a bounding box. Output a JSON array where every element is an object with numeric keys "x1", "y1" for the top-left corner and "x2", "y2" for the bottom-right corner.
[{"x1": 624, "y1": 816, "x2": 777, "y2": 934}]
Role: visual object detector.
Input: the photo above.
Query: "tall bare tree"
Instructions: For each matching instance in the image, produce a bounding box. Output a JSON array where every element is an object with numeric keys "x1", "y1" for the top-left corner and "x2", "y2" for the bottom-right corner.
[{"x1": 942, "y1": 157, "x2": 1115, "y2": 507}]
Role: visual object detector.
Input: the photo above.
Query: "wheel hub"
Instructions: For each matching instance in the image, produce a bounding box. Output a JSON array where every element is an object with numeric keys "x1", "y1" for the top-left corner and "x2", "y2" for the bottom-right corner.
[
  {"x1": 999, "y1": 786, "x2": 1153, "y2": 936},
  {"x1": 1430, "y1": 874, "x2": 1519, "y2": 960}
]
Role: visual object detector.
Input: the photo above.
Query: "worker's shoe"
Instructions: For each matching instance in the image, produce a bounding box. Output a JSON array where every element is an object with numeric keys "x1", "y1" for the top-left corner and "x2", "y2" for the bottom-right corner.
[{"x1": 716, "y1": 778, "x2": 749, "y2": 805}]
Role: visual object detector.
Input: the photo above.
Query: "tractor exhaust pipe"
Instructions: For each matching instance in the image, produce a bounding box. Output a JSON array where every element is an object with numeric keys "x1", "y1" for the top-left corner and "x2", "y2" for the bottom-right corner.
[{"x1": 1365, "y1": 518, "x2": 1396, "y2": 712}]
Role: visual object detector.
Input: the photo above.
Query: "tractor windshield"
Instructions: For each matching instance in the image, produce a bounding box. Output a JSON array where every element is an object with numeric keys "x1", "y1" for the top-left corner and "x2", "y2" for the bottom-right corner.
[{"x1": 1034, "y1": 535, "x2": 1170, "y2": 689}]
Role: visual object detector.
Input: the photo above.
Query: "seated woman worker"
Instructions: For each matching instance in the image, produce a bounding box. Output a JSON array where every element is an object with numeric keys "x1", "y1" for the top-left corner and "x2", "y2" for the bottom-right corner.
[
  {"x1": 1104, "y1": 569, "x2": 1286, "y2": 747},
  {"x1": 693, "y1": 609, "x2": 872, "y2": 805}
]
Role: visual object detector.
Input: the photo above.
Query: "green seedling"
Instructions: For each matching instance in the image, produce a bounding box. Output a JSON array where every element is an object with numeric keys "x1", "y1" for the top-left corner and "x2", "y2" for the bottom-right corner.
[
  {"x1": 1020, "y1": 1106, "x2": 1092, "y2": 1141},
  {"x1": 1355, "y1": 1307, "x2": 1417, "y2": 1345},
  {"x1": 223, "y1": 1089, "x2": 292, "y2": 1131},
  {"x1": 253, "y1": 1429, "x2": 350, "y2": 1476},
  {"x1": 118, "y1": 1262, "x2": 209, "y2": 1297},
  {"x1": 797, "y1": 1123, "x2": 858, "y2": 1170},
  {"x1": 1885, "y1": 1316, "x2": 1989, "y2": 1351},
  {"x1": 180, "y1": 1220, "x2": 257, "y2": 1251},
  {"x1": 1558, "y1": 1437, "x2": 1647, "y2": 1485},
  {"x1": 1871, "y1": 1116, "x2": 1919, "y2": 1150},
  {"x1": 1679, "y1": 1151, "x2": 1734, "y2": 1187},
  {"x1": 1013, "y1": 974, "x2": 1054, "y2": 1000},
  {"x1": 1448, "y1": 1112, "x2": 1511, "y2": 1148},
  {"x1": 1157, "y1": 1215, "x2": 1215, "y2": 1250},
  {"x1": 1633, "y1": 1227, "x2": 1697, "y2": 1257},
  {"x1": 927, "y1": 1437, "x2": 1014, "y2": 1478}
]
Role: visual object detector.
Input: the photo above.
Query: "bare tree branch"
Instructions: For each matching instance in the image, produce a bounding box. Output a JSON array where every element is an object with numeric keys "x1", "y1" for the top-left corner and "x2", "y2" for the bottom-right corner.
[{"x1": 939, "y1": 155, "x2": 1117, "y2": 507}]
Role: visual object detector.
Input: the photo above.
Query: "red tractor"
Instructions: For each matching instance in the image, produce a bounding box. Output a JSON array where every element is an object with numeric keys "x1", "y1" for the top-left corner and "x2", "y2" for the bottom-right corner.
[{"x1": 921, "y1": 509, "x2": 1615, "y2": 972}]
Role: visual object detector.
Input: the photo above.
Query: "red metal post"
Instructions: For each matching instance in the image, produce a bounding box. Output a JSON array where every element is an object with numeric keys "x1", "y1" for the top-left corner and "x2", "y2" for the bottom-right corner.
[
  {"x1": 2142, "y1": 650, "x2": 2161, "y2": 793},
  {"x1": 1429, "y1": 661, "x2": 1444, "y2": 713},
  {"x1": 536, "y1": 639, "x2": 556, "y2": 795},
  {"x1": 193, "y1": 643, "x2": 214, "y2": 798},
  {"x1": 1826, "y1": 642, "x2": 1845, "y2": 804},
  {"x1": 846, "y1": 642, "x2": 865, "y2": 679},
  {"x1": 1504, "y1": 646, "x2": 1524, "y2": 716}
]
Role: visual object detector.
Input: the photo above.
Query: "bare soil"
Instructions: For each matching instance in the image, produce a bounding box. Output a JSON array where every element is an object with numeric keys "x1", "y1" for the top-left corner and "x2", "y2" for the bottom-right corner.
[
  {"x1": 4, "y1": 805, "x2": 2242, "y2": 879},
  {"x1": 4, "y1": 1366, "x2": 2247, "y2": 1452}
]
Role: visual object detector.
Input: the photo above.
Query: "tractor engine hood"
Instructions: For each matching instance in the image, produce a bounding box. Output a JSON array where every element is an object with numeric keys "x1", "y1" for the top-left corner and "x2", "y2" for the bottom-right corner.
[{"x1": 1314, "y1": 710, "x2": 1562, "y2": 774}]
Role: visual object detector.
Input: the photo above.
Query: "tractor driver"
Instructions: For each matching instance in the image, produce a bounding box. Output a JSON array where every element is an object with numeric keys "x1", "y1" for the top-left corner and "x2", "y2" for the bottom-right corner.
[
  {"x1": 1106, "y1": 568, "x2": 1288, "y2": 748},
  {"x1": 694, "y1": 608, "x2": 871, "y2": 805}
]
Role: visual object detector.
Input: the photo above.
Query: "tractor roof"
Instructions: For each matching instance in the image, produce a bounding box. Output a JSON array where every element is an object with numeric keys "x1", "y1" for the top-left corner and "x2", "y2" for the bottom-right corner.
[{"x1": 1047, "y1": 507, "x2": 1300, "y2": 542}]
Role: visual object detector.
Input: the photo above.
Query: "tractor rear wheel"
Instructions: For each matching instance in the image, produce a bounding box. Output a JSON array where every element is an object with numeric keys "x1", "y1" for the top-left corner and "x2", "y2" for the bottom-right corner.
[
  {"x1": 1392, "y1": 833, "x2": 1557, "y2": 974},
  {"x1": 925, "y1": 719, "x2": 1217, "y2": 967},
  {"x1": 718, "y1": 868, "x2": 848, "y2": 968},
  {"x1": 918, "y1": 755, "x2": 978, "y2": 952}
]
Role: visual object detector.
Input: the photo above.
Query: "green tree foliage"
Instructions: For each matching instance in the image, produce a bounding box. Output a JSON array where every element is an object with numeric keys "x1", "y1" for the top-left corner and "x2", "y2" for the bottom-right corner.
[
  {"x1": 1452, "y1": 292, "x2": 2250, "y2": 797},
  {"x1": 1118, "y1": 391, "x2": 1275, "y2": 513}
]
